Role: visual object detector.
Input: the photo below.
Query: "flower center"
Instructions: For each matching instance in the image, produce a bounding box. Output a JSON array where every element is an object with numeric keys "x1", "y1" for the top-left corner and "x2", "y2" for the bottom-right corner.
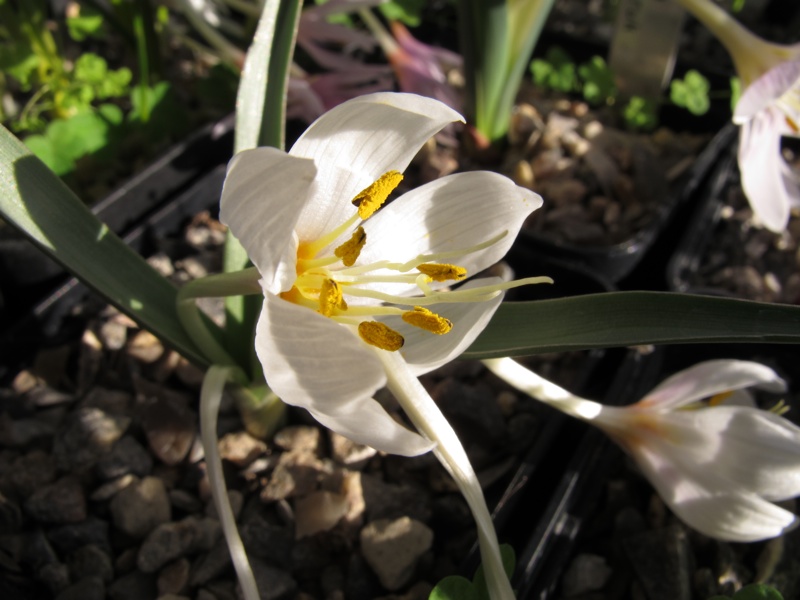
[{"x1": 281, "y1": 170, "x2": 551, "y2": 351}]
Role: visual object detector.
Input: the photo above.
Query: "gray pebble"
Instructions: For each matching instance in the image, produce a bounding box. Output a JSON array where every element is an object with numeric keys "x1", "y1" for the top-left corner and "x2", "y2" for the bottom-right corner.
[{"x1": 110, "y1": 476, "x2": 172, "y2": 538}]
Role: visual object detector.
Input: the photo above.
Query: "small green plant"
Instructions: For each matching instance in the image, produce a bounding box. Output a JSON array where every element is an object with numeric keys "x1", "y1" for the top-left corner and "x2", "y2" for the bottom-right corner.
[
  {"x1": 709, "y1": 583, "x2": 784, "y2": 600},
  {"x1": 578, "y1": 55, "x2": 617, "y2": 105},
  {"x1": 623, "y1": 96, "x2": 659, "y2": 130},
  {"x1": 429, "y1": 544, "x2": 515, "y2": 600},
  {"x1": 670, "y1": 69, "x2": 711, "y2": 115},
  {"x1": 530, "y1": 46, "x2": 579, "y2": 93}
]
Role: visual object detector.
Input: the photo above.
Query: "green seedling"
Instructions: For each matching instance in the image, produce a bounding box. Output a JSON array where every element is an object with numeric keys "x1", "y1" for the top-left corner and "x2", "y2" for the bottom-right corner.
[
  {"x1": 623, "y1": 96, "x2": 659, "y2": 131},
  {"x1": 578, "y1": 55, "x2": 617, "y2": 105},
  {"x1": 429, "y1": 544, "x2": 516, "y2": 600},
  {"x1": 670, "y1": 69, "x2": 711, "y2": 115},
  {"x1": 709, "y1": 583, "x2": 784, "y2": 600},
  {"x1": 530, "y1": 46, "x2": 579, "y2": 93}
]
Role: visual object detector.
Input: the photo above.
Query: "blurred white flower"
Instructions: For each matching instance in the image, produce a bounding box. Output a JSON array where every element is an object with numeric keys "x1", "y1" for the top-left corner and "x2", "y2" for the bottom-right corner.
[
  {"x1": 485, "y1": 357, "x2": 800, "y2": 542},
  {"x1": 677, "y1": 0, "x2": 800, "y2": 231}
]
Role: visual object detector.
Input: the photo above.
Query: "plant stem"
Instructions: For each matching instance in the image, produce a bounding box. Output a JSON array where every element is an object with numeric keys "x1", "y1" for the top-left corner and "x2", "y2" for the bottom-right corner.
[
  {"x1": 177, "y1": 267, "x2": 262, "y2": 368},
  {"x1": 376, "y1": 350, "x2": 515, "y2": 600},
  {"x1": 200, "y1": 365, "x2": 259, "y2": 599}
]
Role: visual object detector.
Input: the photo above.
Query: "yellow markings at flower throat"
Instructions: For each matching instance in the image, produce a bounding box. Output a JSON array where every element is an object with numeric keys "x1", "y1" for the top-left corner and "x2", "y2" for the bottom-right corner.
[{"x1": 283, "y1": 169, "x2": 552, "y2": 353}]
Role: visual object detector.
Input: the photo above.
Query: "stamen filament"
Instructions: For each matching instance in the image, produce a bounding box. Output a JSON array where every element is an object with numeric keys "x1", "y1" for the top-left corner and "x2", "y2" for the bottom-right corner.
[
  {"x1": 394, "y1": 231, "x2": 509, "y2": 272},
  {"x1": 302, "y1": 212, "x2": 361, "y2": 258},
  {"x1": 341, "y1": 275, "x2": 553, "y2": 306},
  {"x1": 335, "y1": 273, "x2": 422, "y2": 285}
]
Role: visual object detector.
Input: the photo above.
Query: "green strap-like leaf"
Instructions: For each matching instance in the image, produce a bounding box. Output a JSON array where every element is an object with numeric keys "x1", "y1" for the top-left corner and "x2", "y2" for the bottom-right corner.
[
  {"x1": 0, "y1": 124, "x2": 210, "y2": 367},
  {"x1": 225, "y1": 0, "x2": 303, "y2": 376},
  {"x1": 465, "y1": 292, "x2": 800, "y2": 359}
]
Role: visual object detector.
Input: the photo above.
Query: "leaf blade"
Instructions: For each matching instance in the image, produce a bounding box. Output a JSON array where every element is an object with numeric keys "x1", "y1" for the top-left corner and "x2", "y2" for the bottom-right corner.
[{"x1": 465, "y1": 292, "x2": 800, "y2": 358}]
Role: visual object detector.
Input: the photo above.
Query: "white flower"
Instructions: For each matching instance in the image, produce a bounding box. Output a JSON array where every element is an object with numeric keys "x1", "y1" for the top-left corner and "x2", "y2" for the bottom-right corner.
[
  {"x1": 221, "y1": 92, "x2": 545, "y2": 599},
  {"x1": 734, "y1": 60, "x2": 800, "y2": 232},
  {"x1": 677, "y1": 0, "x2": 800, "y2": 231},
  {"x1": 485, "y1": 357, "x2": 800, "y2": 542}
]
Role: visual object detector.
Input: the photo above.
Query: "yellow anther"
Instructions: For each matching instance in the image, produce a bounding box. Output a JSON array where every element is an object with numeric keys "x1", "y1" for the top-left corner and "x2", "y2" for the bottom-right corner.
[
  {"x1": 319, "y1": 279, "x2": 347, "y2": 317},
  {"x1": 417, "y1": 263, "x2": 468, "y2": 282},
  {"x1": 358, "y1": 321, "x2": 404, "y2": 351},
  {"x1": 709, "y1": 390, "x2": 734, "y2": 407},
  {"x1": 402, "y1": 307, "x2": 452, "y2": 335},
  {"x1": 352, "y1": 171, "x2": 403, "y2": 220},
  {"x1": 334, "y1": 226, "x2": 367, "y2": 267}
]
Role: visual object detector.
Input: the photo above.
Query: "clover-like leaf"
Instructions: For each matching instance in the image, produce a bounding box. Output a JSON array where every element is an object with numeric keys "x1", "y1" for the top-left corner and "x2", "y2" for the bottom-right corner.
[
  {"x1": 67, "y1": 6, "x2": 105, "y2": 42},
  {"x1": 623, "y1": 96, "x2": 659, "y2": 130},
  {"x1": 670, "y1": 69, "x2": 710, "y2": 115},
  {"x1": 578, "y1": 55, "x2": 617, "y2": 105}
]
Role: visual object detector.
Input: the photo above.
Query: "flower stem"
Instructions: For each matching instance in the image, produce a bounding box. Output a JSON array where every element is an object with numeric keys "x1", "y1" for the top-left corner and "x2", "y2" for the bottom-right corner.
[
  {"x1": 200, "y1": 365, "x2": 259, "y2": 600},
  {"x1": 376, "y1": 351, "x2": 515, "y2": 600},
  {"x1": 675, "y1": 0, "x2": 790, "y2": 87},
  {"x1": 176, "y1": 267, "x2": 262, "y2": 368},
  {"x1": 482, "y1": 358, "x2": 604, "y2": 422}
]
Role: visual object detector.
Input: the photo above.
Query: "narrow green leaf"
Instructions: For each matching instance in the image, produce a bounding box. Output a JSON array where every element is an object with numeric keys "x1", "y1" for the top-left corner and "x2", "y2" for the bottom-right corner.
[
  {"x1": 225, "y1": 0, "x2": 303, "y2": 375},
  {"x1": 0, "y1": 124, "x2": 210, "y2": 367},
  {"x1": 465, "y1": 292, "x2": 800, "y2": 359},
  {"x1": 428, "y1": 576, "x2": 479, "y2": 600}
]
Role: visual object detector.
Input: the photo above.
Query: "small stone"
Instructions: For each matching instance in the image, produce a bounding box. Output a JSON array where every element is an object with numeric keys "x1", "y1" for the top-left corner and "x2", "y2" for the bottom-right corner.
[
  {"x1": 432, "y1": 379, "x2": 507, "y2": 443},
  {"x1": 206, "y1": 489, "x2": 243, "y2": 522},
  {"x1": 137, "y1": 520, "x2": 197, "y2": 573},
  {"x1": 0, "y1": 414, "x2": 55, "y2": 447},
  {"x1": 508, "y1": 103, "x2": 543, "y2": 146},
  {"x1": 90, "y1": 474, "x2": 136, "y2": 502},
  {"x1": 99, "y1": 320, "x2": 128, "y2": 351},
  {"x1": 107, "y1": 570, "x2": 157, "y2": 600},
  {"x1": 218, "y1": 432, "x2": 267, "y2": 468},
  {"x1": 110, "y1": 476, "x2": 171, "y2": 538},
  {"x1": 81, "y1": 387, "x2": 133, "y2": 416},
  {"x1": 260, "y1": 451, "x2": 326, "y2": 502},
  {"x1": 169, "y1": 489, "x2": 203, "y2": 514},
  {"x1": 512, "y1": 160, "x2": 534, "y2": 189},
  {"x1": 623, "y1": 525, "x2": 692, "y2": 600},
  {"x1": 541, "y1": 178, "x2": 589, "y2": 208},
  {"x1": 38, "y1": 562, "x2": 71, "y2": 595},
  {"x1": 560, "y1": 553, "x2": 612, "y2": 597},
  {"x1": 147, "y1": 253, "x2": 175, "y2": 277},
  {"x1": 273, "y1": 426, "x2": 321, "y2": 454},
  {"x1": 126, "y1": 330, "x2": 165, "y2": 363},
  {"x1": 239, "y1": 513, "x2": 292, "y2": 562},
  {"x1": 6, "y1": 450, "x2": 57, "y2": 497},
  {"x1": 0, "y1": 491, "x2": 22, "y2": 533},
  {"x1": 137, "y1": 516, "x2": 220, "y2": 573},
  {"x1": 55, "y1": 576, "x2": 105, "y2": 600},
  {"x1": 68, "y1": 544, "x2": 114, "y2": 583},
  {"x1": 157, "y1": 558, "x2": 190, "y2": 595},
  {"x1": 53, "y1": 407, "x2": 130, "y2": 472},
  {"x1": 97, "y1": 435, "x2": 154, "y2": 480},
  {"x1": 330, "y1": 433, "x2": 377, "y2": 469},
  {"x1": 189, "y1": 538, "x2": 232, "y2": 586},
  {"x1": 47, "y1": 517, "x2": 110, "y2": 555},
  {"x1": 248, "y1": 557, "x2": 298, "y2": 600},
  {"x1": 295, "y1": 491, "x2": 349, "y2": 538},
  {"x1": 360, "y1": 517, "x2": 433, "y2": 591},
  {"x1": 140, "y1": 398, "x2": 196, "y2": 466},
  {"x1": 361, "y1": 473, "x2": 432, "y2": 524},
  {"x1": 25, "y1": 476, "x2": 86, "y2": 524}
]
